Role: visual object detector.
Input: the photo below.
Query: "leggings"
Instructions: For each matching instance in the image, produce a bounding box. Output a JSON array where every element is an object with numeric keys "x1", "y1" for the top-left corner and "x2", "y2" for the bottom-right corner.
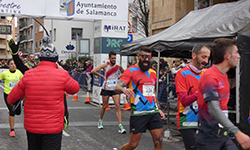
[{"x1": 4, "y1": 92, "x2": 21, "y2": 116}]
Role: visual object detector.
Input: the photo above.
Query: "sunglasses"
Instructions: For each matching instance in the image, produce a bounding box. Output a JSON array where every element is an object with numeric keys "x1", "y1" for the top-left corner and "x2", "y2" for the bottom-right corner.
[{"x1": 139, "y1": 54, "x2": 152, "y2": 60}]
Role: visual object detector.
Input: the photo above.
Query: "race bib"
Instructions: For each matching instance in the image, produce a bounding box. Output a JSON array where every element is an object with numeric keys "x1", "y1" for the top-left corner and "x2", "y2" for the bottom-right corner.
[
  {"x1": 106, "y1": 80, "x2": 117, "y2": 87},
  {"x1": 9, "y1": 81, "x2": 18, "y2": 89},
  {"x1": 143, "y1": 85, "x2": 155, "y2": 96},
  {"x1": 218, "y1": 110, "x2": 228, "y2": 128}
]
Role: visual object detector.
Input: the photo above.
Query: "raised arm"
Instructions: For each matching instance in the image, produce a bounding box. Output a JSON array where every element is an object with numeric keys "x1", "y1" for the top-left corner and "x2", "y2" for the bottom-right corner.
[
  {"x1": 91, "y1": 63, "x2": 107, "y2": 80},
  {"x1": 8, "y1": 39, "x2": 29, "y2": 74}
]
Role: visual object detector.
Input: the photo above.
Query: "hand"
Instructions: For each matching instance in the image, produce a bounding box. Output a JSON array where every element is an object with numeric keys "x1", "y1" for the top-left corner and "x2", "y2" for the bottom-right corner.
[
  {"x1": 8, "y1": 39, "x2": 20, "y2": 55},
  {"x1": 102, "y1": 76, "x2": 106, "y2": 81},
  {"x1": 122, "y1": 88, "x2": 134, "y2": 98},
  {"x1": 235, "y1": 130, "x2": 250, "y2": 149},
  {"x1": 56, "y1": 62, "x2": 64, "y2": 70},
  {"x1": 158, "y1": 109, "x2": 165, "y2": 120}
]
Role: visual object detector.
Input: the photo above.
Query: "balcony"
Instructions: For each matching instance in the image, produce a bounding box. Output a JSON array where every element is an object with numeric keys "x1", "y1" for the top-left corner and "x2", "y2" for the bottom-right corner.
[
  {"x1": 19, "y1": 22, "x2": 26, "y2": 30},
  {"x1": 0, "y1": 34, "x2": 6, "y2": 39},
  {"x1": 0, "y1": 43, "x2": 6, "y2": 49},
  {"x1": 27, "y1": 19, "x2": 32, "y2": 26},
  {"x1": 27, "y1": 34, "x2": 32, "y2": 40},
  {"x1": 19, "y1": 35, "x2": 26, "y2": 42}
]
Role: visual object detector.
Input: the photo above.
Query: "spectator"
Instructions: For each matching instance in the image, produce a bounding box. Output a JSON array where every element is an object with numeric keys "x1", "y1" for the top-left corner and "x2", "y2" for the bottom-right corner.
[
  {"x1": 24, "y1": 53, "x2": 37, "y2": 68},
  {"x1": 180, "y1": 58, "x2": 187, "y2": 67},
  {"x1": 7, "y1": 36, "x2": 79, "y2": 150},
  {"x1": 151, "y1": 60, "x2": 157, "y2": 71},
  {"x1": 85, "y1": 60, "x2": 93, "y2": 92},
  {"x1": 171, "y1": 60, "x2": 183, "y2": 77},
  {"x1": 160, "y1": 58, "x2": 169, "y2": 70}
]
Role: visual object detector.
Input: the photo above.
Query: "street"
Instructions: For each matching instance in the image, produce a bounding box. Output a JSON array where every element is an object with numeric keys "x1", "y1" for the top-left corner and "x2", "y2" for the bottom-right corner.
[{"x1": 0, "y1": 83, "x2": 185, "y2": 150}]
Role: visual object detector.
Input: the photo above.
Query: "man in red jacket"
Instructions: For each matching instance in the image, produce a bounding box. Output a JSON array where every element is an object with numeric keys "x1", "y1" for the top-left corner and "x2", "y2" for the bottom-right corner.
[{"x1": 7, "y1": 36, "x2": 80, "y2": 150}]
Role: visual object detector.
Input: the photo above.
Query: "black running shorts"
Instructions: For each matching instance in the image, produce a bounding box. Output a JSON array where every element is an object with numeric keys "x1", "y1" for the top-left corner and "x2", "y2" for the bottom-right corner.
[
  {"x1": 130, "y1": 113, "x2": 163, "y2": 134},
  {"x1": 100, "y1": 89, "x2": 118, "y2": 96}
]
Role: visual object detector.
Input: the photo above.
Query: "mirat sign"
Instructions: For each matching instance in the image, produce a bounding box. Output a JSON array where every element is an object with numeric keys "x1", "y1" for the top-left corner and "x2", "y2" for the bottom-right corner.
[{"x1": 1, "y1": 0, "x2": 128, "y2": 22}]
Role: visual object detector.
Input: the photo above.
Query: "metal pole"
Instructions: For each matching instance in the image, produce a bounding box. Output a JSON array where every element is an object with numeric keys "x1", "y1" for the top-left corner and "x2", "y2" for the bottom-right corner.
[
  {"x1": 51, "y1": 19, "x2": 53, "y2": 43},
  {"x1": 76, "y1": 34, "x2": 79, "y2": 61},
  {"x1": 236, "y1": 58, "x2": 240, "y2": 124},
  {"x1": 32, "y1": 19, "x2": 35, "y2": 54},
  {"x1": 156, "y1": 50, "x2": 160, "y2": 100}
]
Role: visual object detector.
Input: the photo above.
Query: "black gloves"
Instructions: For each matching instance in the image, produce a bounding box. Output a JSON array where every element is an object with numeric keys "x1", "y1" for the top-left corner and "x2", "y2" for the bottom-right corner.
[{"x1": 8, "y1": 39, "x2": 20, "y2": 55}]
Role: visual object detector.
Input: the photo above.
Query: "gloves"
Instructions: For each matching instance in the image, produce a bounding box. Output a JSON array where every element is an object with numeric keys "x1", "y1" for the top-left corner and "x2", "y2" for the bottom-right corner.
[
  {"x1": 8, "y1": 39, "x2": 20, "y2": 55},
  {"x1": 64, "y1": 116, "x2": 69, "y2": 130}
]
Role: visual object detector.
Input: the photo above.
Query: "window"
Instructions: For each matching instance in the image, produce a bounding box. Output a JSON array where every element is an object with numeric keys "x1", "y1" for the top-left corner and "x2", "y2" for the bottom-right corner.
[
  {"x1": 79, "y1": 39, "x2": 90, "y2": 54},
  {"x1": 35, "y1": 26, "x2": 37, "y2": 33},
  {"x1": 39, "y1": 25, "x2": 43, "y2": 32},
  {"x1": 72, "y1": 28, "x2": 82, "y2": 40}
]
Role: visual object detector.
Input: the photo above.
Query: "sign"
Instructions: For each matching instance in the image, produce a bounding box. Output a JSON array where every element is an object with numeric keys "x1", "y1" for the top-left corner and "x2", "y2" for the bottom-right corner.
[
  {"x1": 101, "y1": 20, "x2": 128, "y2": 38},
  {"x1": 18, "y1": 51, "x2": 23, "y2": 57},
  {"x1": 101, "y1": 37, "x2": 127, "y2": 54},
  {"x1": 127, "y1": 33, "x2": 133, "y2": 42},
  {"x1": 0, "y1": 0, "x2": 128, "y2": 21},
  {"x1": 0, "y1": 25, "x2": 11, "y2": 35}
]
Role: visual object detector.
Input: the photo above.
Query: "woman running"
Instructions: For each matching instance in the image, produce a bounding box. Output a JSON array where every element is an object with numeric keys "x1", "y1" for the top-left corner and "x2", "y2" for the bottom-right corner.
[{"x1": 0, "y1": 59, "x2": 23, "y2": 137}]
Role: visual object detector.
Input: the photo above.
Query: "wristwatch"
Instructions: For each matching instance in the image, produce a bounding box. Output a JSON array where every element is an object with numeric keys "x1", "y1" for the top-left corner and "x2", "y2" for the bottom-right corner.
[{"x1": 230, "y1": 127, "x2": 239, "y2": 136}]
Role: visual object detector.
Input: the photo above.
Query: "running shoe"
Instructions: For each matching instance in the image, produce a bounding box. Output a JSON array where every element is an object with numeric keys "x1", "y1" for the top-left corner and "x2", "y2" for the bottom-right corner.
[
  {"x1": 118, "y1": 125, "x2": 126, "y2": 134},
  {"x1": 10, "y1": 131, "x2": 15, "y2": 137},
  {"x1": 98, "y1": 120, "x2": 103, "y2": 129}
]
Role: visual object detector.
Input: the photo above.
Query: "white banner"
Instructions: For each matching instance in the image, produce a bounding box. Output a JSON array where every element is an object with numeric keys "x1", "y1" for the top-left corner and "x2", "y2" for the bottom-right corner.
[{"x1": 0, "y1": 0, "x2": 128, "y2": 21}]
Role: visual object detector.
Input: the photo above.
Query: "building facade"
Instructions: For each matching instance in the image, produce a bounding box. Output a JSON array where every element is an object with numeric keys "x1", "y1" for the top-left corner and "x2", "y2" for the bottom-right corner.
[
  {"x1": 18, "y1": 18, "x2": 44, "y2": 56},
  {"x1": 0, "y1": 16, "x2": 15, "y2": 60},
  {"x1": 149, "y1": 0, "x2": 239, "y2": 36}
]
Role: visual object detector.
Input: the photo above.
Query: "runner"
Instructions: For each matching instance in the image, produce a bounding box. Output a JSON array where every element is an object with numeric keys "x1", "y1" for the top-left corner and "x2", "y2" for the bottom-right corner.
[
  {"x1": 24, "y1": 53, "x2": 37, "y2": 68},
  {"x1": 115, "y1": 47, "x2": 165, "y2": 150},
  {"x1": 0, "y1": 59, "x2": 23, "y2": 137},
  {"x1": 91, "y1": 51, "x2": 126, "y2": 134},
  {"x1": 174, "y1": 44, "x2": 210, "y2": 150},
  {"x1": 197, "y1": 38, "x2": 250, "y2": 149}
]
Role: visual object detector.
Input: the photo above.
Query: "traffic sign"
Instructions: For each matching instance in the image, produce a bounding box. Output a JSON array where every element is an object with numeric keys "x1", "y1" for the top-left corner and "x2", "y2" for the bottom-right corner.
[
  {"x1": 127, "y1": 34, "x2": 133, "y2": 43},
  {"x1": 18, "y1": 51, "x2": 23, "y2": 57}
]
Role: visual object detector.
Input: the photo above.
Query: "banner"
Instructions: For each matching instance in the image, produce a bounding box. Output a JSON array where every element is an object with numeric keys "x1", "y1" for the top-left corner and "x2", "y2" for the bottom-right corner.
[{"x1": 0, "y1": 0, "x2": 128, "y2": 21}]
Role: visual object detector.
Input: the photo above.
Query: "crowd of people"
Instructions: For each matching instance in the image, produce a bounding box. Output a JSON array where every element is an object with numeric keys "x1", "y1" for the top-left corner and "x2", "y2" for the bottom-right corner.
[{"x1": 0, "y1": 36, "x2": 249, "y2": 150}]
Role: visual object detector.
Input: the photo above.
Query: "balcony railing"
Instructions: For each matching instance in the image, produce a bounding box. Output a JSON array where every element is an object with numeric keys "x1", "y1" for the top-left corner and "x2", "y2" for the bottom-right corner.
[
  {"x1": 19, "y1": 22, "x2": 26, "y2": 30},
  {"x1": 19, "y1": 35, "x2": 26, "y2": 42}
]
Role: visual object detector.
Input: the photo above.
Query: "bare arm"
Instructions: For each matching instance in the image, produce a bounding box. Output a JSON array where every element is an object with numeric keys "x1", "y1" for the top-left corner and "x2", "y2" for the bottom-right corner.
[
  {"x1": 118, "y1": 64, "x2": 124, "y2": 78},
  {"x1": 119, "y1": 64, "x2": 124, "y2": 73},
  {"x1": 115, "y1": 80, "x2": 134, "y2": 97},
  {"x1": 91, "y1": 63, "x2": 107, "y2": 80}
]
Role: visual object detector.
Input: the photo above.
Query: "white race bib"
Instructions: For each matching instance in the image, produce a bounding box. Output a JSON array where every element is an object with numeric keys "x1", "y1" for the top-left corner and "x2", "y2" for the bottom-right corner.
[
  {"x1": 106, "y1": 80, "x2": 117, "y2": 87},
  {"x1": 143, "y1": 85, "x2": 155, "y2": 96},
  {"x1": 9, "y1": 81, "x2": 18, "y2": 89}
]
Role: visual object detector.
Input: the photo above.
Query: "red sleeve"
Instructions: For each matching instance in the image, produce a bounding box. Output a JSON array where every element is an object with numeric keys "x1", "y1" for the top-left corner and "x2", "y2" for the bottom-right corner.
[
  {"x1": 64, "y1": 73, "x2": 80, "y2": 95},
  {"x1": 175, "y1": 70, "x2": 187, "y2": 93},
  {"x1": 120, "y1": 68, "x2": 132, "y2": 85},
  {"x1": 8, "y1": 77, "x2": 25, "y2": 105},
  {"x1": 178, "y1": 91, "x2": 198, "y2": 107}
]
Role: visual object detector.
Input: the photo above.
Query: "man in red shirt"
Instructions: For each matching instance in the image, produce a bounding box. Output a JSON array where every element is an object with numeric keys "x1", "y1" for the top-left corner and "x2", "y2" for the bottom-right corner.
[
  {"x1": 175, "y1": 44, "x2": 210, "y2": 150},
  {"x1": 197, "y1": 38, "x2": 250, "y2": 149},
  {"x1": 115, "y1": 47, "x2": 165, "y2": 150}
]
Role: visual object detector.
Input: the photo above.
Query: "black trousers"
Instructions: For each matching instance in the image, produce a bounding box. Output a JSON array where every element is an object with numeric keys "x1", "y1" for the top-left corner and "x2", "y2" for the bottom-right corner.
[
  {"x1": 26, "y1": 131, "x2": 62, "y2": 150},
  {"x1": 180, "y1": 128, "x2": 198, "y2": 150}
]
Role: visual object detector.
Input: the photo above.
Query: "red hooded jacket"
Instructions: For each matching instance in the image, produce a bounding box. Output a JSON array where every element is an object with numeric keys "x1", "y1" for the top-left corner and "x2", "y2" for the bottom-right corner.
[{"x1": 8, "y1": 61, "x2": 79, "y2": 134}]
